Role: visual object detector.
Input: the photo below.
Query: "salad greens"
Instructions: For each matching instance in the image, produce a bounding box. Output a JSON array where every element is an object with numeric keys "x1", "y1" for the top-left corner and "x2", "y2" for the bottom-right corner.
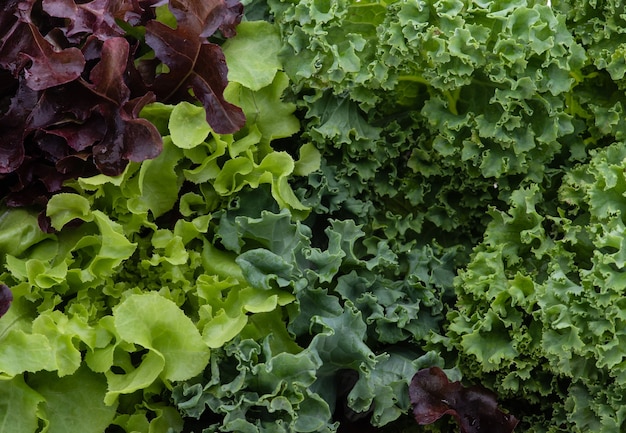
[
  {"x1": 2, "y1": 0, "x2": 626, "y2": 432},
  {"x1": 0, "y1": 0, "x2": 244, "y2": 209}
]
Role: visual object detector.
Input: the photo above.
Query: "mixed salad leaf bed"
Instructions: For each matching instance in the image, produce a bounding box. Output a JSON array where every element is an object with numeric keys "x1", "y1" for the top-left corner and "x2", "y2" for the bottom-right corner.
[{"x1": 1, "y1": 0, "x2": 626, "y2": 432}]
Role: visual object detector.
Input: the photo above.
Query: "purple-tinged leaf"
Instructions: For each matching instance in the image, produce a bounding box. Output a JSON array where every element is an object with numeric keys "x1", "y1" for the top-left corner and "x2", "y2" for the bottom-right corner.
[
  {"x1": 42, "y1": 0, "x2": 143, "y2": 41},
  {"x1": 46, "y1": 116, "x2": 107, "y2": 153},
  {"x1": 219, "y1": 0, "x2": 244, "y2": 38},
  {"x1": 28, "y1": 82, "x2": 97, "y2": 132},
  {"x1": 410, "y1": 367, "x2": 519, "y2": 433},
  {"x1": 121, "y1": 116, "x2": 163, "y2": 162},
  {"x1": 121, "y1": 93, "x2": 163, "y2": 162},
  {"x1": 84, "y1": 37, "x2": 131, "y2": 104},
  {"x1": 0, "y1": 1, "x2": 21, "y2": 32},
  {"x1": 168, "y1": 0, "x2": 228, "y2": 38},
  {"x1": 0, "y1": 1, "x2": 86, "y2": 91},
  {"x1": 0, "y1": 284, "x2": 12, "y2": 317},
  {"x1": 92, "y1": 113, "x2": 127, "y2": 175},
  {"x1": 185, "y1": 43, "x2": 246, "y2": 134},
  {"x1": 0, "y1": 134, "x2": 24, "y2": 174},
  {"x1": 144, "y1": 0, "x2": 245, "y2": 133},
  {"x1": 0, "y1": 79, "x2": 38, "y2": 173},
  {"x1": 21, "y1": 30, "x2": 85, "y2": 90}
]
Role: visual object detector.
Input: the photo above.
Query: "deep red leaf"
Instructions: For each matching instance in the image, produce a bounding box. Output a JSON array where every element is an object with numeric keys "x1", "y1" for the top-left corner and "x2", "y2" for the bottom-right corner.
[
  {"x1": 85, "y1": 37, "x2": 131, "y2": 104},
  {"x1": 42, "y1": 0, "x2": 141, "y2": 41},
  {"x1": 0, "y1": 1, "x2": 21, "y2": 31},
  {"x1": 168, "y1": 0, "x2": 227, "y2": 38},
  {"x1": 22, "y1": 28, "x2": 85, "y2": 91},
  {"x1": 28, "y1": 82, "x2": 97, "y2": 130},
  {"x1": 219, "y1": 0, "x2": 244, "y2": 38},
  {"x1": 122, "y1": 116, "x2": 163, "y2": 162},
  {"x1": 46, "y1": 116, "x2": 107, "y2": 152},
  {"x1": 121, "y1": 93, "x2": 163, "y2": 162},
  {"x1": 0, "y1": 0, "x2": 86, "y2": 90},
  {"x1": 0, "y1": 79, "x2": 38, "y2": 173},
  {"x1": 92, "y1": 111, "x2": 127, "y2": 175},
  {"x1": 0, "y1": 284, "x2": 13, "y2": 318},
  {"x1": 144, "y1": 0, "x2": 245, "y2": 133},
  {"x1": 409, "y1": 367, "x2": 519, "y2": 433},
  {"x1": 186, "y1": 43, "x2": 246, "y2": 134},
  {"x1": 0, "y1": 132, "x2": 25, "y2": 174}
]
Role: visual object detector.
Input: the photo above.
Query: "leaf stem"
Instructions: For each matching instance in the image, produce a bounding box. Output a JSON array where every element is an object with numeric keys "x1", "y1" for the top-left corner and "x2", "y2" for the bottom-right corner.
[
  {"x1": 0, "y1": 314, "x2": 26, "y2": 341},
  {"x1": 397, "y1": 74, "x2": 431, "y2": 86}
]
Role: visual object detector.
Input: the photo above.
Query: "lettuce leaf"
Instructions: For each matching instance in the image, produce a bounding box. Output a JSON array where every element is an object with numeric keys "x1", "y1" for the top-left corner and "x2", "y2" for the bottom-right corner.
[
  {"x1": 0, "y1": 284, "x2": 12, "y2": 317},
  {"x1": 0, "y1": 375, "x2": 44, "y2": 433},
  {"x1": 410, "y1": 366, "x2": 519, "y2": 433},
  {"x1": 28, "y1": 366, "x2": 118, "y2": 433}
]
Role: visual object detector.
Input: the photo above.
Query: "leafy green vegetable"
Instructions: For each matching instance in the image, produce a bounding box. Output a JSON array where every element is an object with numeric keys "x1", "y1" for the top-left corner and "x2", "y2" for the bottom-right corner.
[
  {"x1": 223, "y1": 21, "x2": 284, "y2": 91},
  {"x1": 449, "y1": 142, "x2": 626, "y2": 431},
  {"x1": 4, "y1": 1, "x2": 626, "y2": 432},
  {"x1": 262, "y1": 0, "x2": 626, "y2": 430},
  {"x1": 270, "y1": 0, "x2": 591, "y2": 255},
  {"x1": 0, "y1": 375, "x2": 44, "y2": 433},
  {"x1": 0, "y1": 16, "x2": 322, "y2": 432},
  {"x1": 30, "y1": 366, "x2": 118, "y2": 433}
]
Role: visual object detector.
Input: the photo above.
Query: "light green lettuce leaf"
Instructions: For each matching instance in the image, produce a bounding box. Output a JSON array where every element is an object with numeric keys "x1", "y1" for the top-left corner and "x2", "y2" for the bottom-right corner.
[
  {"x1": 195, "y1": 270, "x2": 294, "y2": 349},
  {"x1": 201, "y1": 308, "x2": 249, "y2": 349},
  {"x1": 137, "y1": 137, "x2": 184, "y2": 218},
  {"x1": 87, "y1": 211, "x2": 137, "y2": 279},
  {"x1": 0, "y1": 288, "x2": 56, "y2": 377},
  {"x1": 0, "y1": 207, "x2": 50, "y2": 266},
  {"x1": 28, "y1": 366, "x2": 117, "y2": 433},
  {"x1": 31, "y1": 310, "x2": 95, "y2": 377},
  {"x1": 169, "y1": 102, "x2": 213, "y2": 149},
  {"x1": 112, "y1": 292, "x2": 210, "y2": 382},
  {"x1": 104, "y1": 350, "x2": 165, "y2": 406},
  {"x1": 182, "y1": 134, "x2": 229, "y2": 184},
  {"x1": 294, "y1": 143, "x2": 322, "y2": 177},
  {"x1": 0, "y1": 375, "x2": 44, "y2": 433},
  {"x1": 223, "y1": 20, "x2": 283, "y2": 91},
  {"x1": 224, "y1": 72, "x2": 300, "y2": 146},
  {"x1": 46, "y1": 193, "x2": 93, "y2": 230}
]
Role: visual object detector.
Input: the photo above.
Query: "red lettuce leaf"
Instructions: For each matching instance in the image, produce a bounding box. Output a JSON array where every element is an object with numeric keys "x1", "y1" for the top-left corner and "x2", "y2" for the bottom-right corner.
[
  {"x1": 220, "y1": 0, "x2": 245, "y2": 38},
  {"x1": 0, "y1": 284, "x2": 12, "y2": 318},
  {"x1": 41, "y1": 0, "x2": 139, "y2": 42},
  {"x1": 143, "y1": 0, "x2": 245, "y2": 133},
  {"x1": 84, "y1": 36, "x2": 131, "y2": 104},
  {"x1": 0, "y1": 0, "x2": 86, "y2": 90},
  {"x1": 0, "y1": 78, "x2": 36, "y2": 173},
  {"x1": 409, "y1": 367, "x2": 519, "y2": 433}
]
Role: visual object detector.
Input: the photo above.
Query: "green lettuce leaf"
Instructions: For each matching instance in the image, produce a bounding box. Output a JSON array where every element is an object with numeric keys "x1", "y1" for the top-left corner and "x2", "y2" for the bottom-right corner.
[
  {"x1": 223, "y1": 20, "x2": 283, "y2": 91},
  {"x1": 0, "y1": 375, "x2": 44, "y2": 433},
  {"x1": 111, "y1": 292, "x2": 210, "y2": 382},
  {"x1": 29, "y1": 366, "x2": 118, "y2": 433}
]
